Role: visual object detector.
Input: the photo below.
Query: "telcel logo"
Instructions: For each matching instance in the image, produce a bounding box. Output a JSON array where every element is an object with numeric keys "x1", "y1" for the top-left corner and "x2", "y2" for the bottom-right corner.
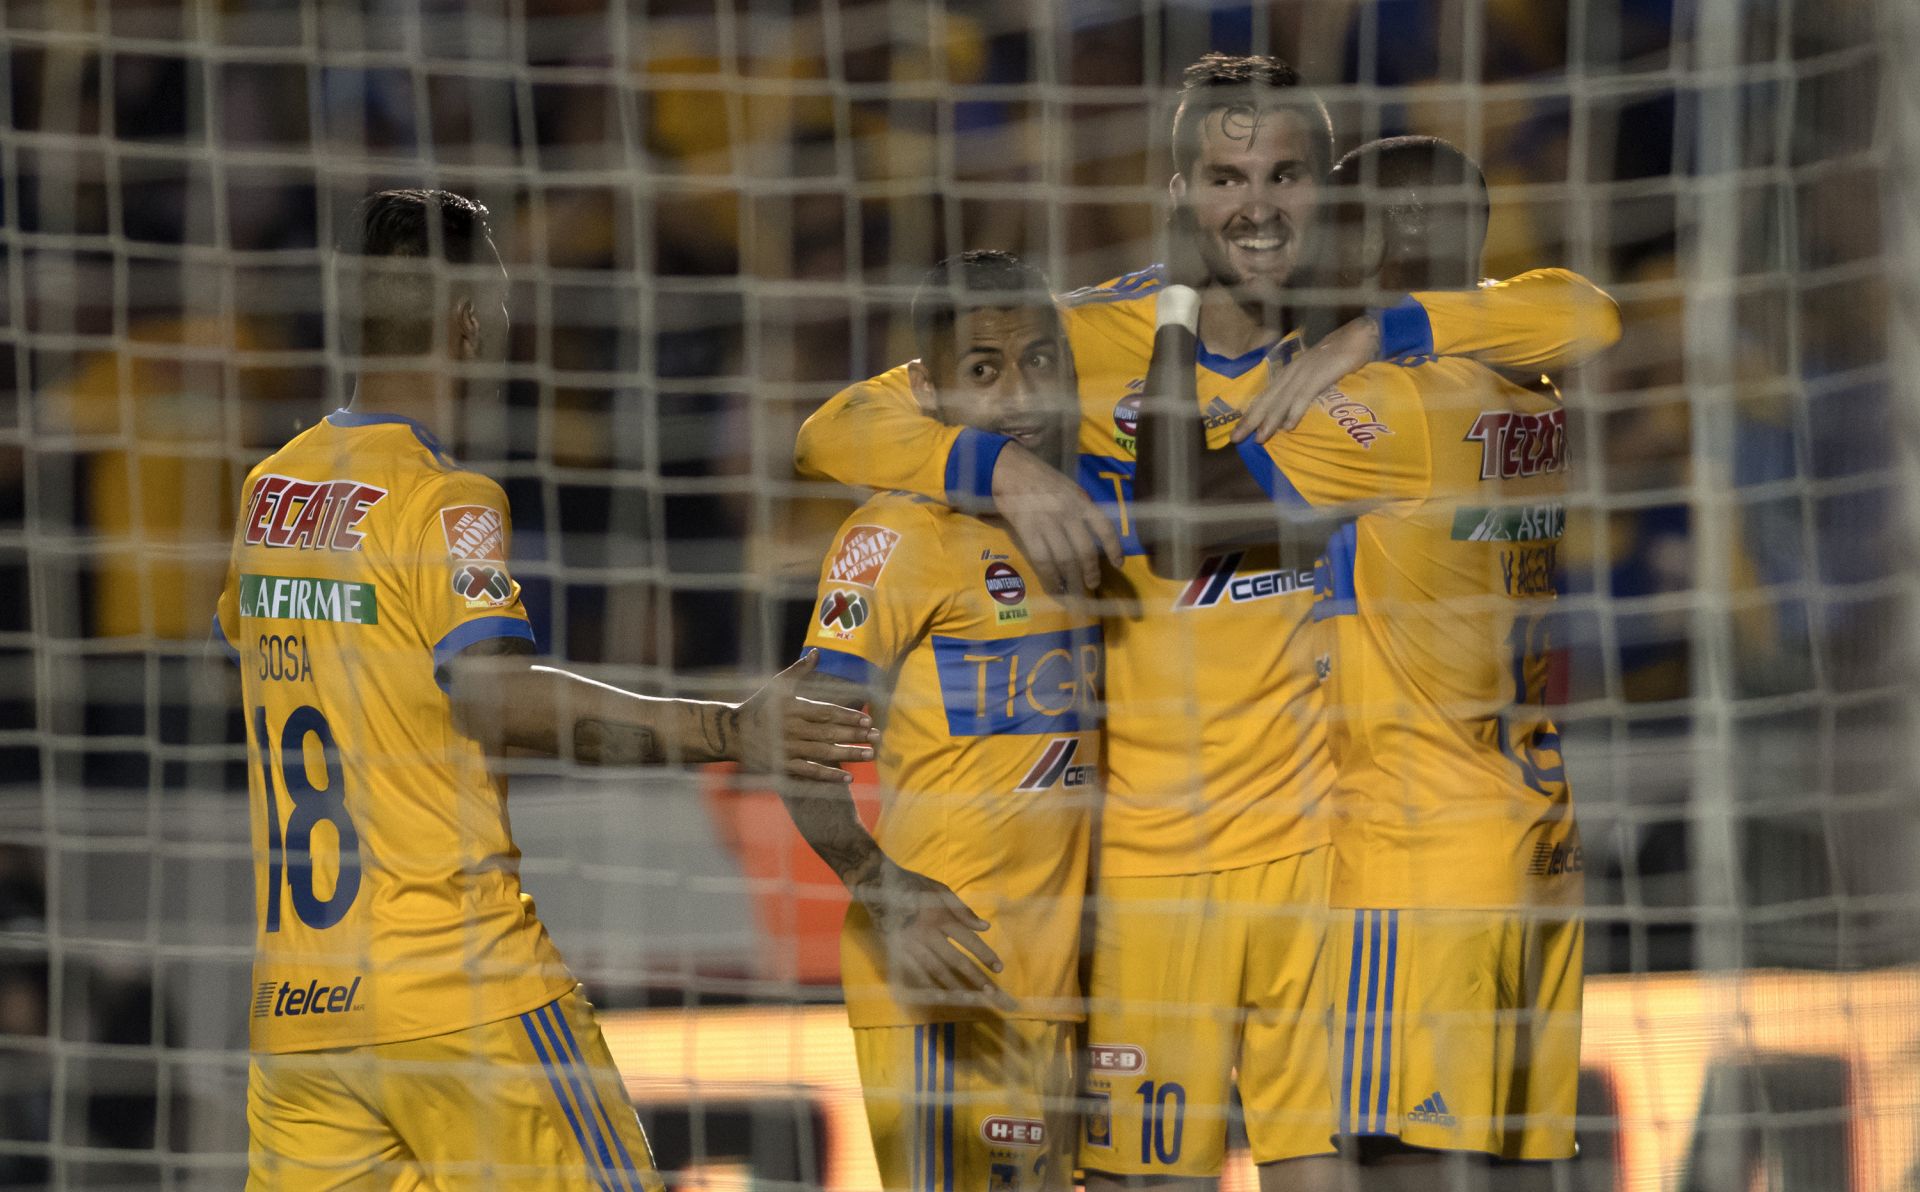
[
  {"x1": 256, "y1": 976, "x2": 363, "y2": 1018},
  {"x1": 981, "y1": 1116, "x2": 1047, "y2": 1148},
  {"x1": 1086, "y1": 1044, "x2": 1146, "y2": 1074}
]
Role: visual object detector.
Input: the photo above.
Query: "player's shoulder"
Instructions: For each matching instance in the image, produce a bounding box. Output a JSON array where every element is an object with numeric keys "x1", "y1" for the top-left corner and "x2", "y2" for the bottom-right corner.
[
  {"x1": 1059, "y1": 264, "x2": 1165, "y2": 342},
  {"x1": 836, "y1": 362, "x2": 918, "y2": 409},
  {"x1": 838, "y1": 490, "x2": 952, "y2": 542},
  {"x1": 821, "y1": 492, "x2": 948, "y2": 592}
]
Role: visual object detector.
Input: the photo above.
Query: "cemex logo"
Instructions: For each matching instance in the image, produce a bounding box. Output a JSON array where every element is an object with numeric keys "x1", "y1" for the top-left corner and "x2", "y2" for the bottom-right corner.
[
  {"x1": 243, "y1": 476, "x2": 388, "y2": 551},
  {"x1": 253, "y1": 976, "x2": 363, "y2": 1018},
  {"x1": 1016, "y1": 737, "x2": 1094, "y2": 792},
  {"x1": 1174, "y1": 553, "x2": 1314, "y2": 610},
  {"x1": 1465, "y1": 409, "x2": 1567, "y2": 480},
  {"x1": 1086, "y1": 1044, "x2": 1146, "y2": 1075},
  {"x1": 981, "y1": 1117, "x2": 1047, "y2": 1148}
]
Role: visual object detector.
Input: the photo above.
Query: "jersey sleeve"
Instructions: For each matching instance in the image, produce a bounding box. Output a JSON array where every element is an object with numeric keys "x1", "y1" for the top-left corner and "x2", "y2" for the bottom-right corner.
[
  {"x1": 1236, "y1": 367, "x2": 1434, "y2": 509},
  {"x1": 407, "y1": 471, "x2": 536, "y2": 691},
  {"x1": 793, "y1": 366, "x2": 1011, "y2": 505},
  {"x1": 1375, "y1": 268, "x2": 1622, "y2": 373},
  {"x1": 805, "y1": 505, "x2": 945, "y2": 691}
]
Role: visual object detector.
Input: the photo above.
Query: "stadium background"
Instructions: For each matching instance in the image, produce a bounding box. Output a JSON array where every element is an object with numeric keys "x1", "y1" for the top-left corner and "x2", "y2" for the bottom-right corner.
[{"x1": 0, "y1": 0, "x2": 1916, "y2": 1188}]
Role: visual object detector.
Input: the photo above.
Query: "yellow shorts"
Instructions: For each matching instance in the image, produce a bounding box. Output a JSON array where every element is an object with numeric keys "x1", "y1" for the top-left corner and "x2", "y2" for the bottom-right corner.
[
  {"x1": 1332, "y1": 908, "x2": 1583, "y2": 1160},
  {"x1": 853, "y1": 1019, "x2": 1078, "y2": 1192},
  {"x1": 247, "y1": 987, "x2": 663, "y2": 1191},
  {"x1": 1079, "y1": 849, "x2": 1335, "y2": 1176}
]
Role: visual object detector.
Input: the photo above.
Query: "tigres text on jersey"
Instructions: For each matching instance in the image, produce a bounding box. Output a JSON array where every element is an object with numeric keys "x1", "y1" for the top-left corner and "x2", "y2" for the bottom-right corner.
[
  {"x1": 808, "y1": 493, "x2": 1102, "y2": 1026},
  {"x1": 216, "y1": 409, "x2": 573, "y2": 1053},
  {"x1": 1237, "y1": 358, "x2": 1580, "y2": 910}
]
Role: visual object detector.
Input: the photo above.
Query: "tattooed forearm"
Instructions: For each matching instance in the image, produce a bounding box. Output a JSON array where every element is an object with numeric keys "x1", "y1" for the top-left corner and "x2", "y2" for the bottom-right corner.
[
  {"x1": 573, "y1": 718, "x2": 661, "y2": 765},
  {"x1": 700, "y1": 704, "x2": 738, "y2": 764},
  {"x1": 776, "y1": 779, "x2": 881, "y2": 887}
]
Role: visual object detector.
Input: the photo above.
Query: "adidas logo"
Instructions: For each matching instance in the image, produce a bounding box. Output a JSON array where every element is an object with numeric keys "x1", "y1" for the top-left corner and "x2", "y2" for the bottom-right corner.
[
  {"x1": 1201, "y1": 396, "x2": 1242, "y2": 430},
  {"x1": 1407, "y1": 1091, "x2": 1457, "y2": 1126}
]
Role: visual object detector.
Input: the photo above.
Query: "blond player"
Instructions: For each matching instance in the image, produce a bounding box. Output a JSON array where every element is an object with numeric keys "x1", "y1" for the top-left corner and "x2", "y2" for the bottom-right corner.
[
  {"x1": 794, "y1": 57, "x2": 1617, "y2": 1192},
  {"x1": 781, "y1": 252, "x2": 1099, "y2": 1192},
  {"x1": 216, "y1": 189, "x2": 875, "y2": 1190}
]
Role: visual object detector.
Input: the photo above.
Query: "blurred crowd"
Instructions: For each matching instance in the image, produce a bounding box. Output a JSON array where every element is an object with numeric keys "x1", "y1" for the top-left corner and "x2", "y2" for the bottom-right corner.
[
  {"x1": 0, "y1": 0, "x2": 1907, "y2": 1179},
  {"x1": 1, "y1": 0, "x2": 1907, "y2": 1006}
]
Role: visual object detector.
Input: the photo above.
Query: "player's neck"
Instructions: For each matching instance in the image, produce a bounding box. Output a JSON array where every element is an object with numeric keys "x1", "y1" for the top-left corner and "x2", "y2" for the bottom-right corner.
[
  {"x1": 1195, "y1": 286, "x2": 1281, "y2": 360},
  {"x1": 348, "y1": 371, "x2": 455, "y2": 441}
]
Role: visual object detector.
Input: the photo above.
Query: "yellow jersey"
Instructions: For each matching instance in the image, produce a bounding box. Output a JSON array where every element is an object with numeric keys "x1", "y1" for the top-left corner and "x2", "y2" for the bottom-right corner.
[
  {"x1": 1239, "y1": 359, "x2": 1580, "y2": 909},
  {"x1": 215, "y1": 409, "x2": 573, "y2": 1053},
  {"x1": 793, "y1": 266, "x2": 1617, "y2": 879},
  {"x1": 810, "y1": 493, "x2": 1102, "y2": 1027}
]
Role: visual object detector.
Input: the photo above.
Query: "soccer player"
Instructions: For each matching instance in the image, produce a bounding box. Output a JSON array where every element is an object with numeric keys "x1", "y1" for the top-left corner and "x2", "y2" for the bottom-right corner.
[
  {"x1": 783, "y1": 251, "x2": 1100, "y2": 1192},
  {"x1": 1144, "y1": 137, "x2": 1585, "y2": 1189},
  {"x1": 214, "y1": 188, "x2": 876, "y2": 1190},
  {"x1": 792, "y1": 56, "x2": 1618, "y2": 1192}
]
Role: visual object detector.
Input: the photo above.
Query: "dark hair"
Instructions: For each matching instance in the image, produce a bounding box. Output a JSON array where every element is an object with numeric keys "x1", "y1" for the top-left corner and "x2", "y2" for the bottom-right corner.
[
  {"x1": 910, "y1": 250, "x2": 1057, "y2": 364},
  {"x1": 1330, "y1": 136, "x2": 1489, "y2": 288},
  {"x1": 343, "y1": 188, "x2": 494, "y2": 356},
  {"x1": 1171, "y1": 53, "x2": 1334, "y2": 177}
]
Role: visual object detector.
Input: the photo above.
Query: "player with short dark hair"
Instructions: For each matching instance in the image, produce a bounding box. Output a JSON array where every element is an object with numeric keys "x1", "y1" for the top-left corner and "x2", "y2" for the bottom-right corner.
[
  {"x1": 218, "y1": 187, "x2": 876, "y2": 1190},
  {"x1": 794, "y1": 53, "x2": 1617, "y2": 1192},
  {"x1": 783, "y1": 250, "x2": 1099, "y2": 1192}
]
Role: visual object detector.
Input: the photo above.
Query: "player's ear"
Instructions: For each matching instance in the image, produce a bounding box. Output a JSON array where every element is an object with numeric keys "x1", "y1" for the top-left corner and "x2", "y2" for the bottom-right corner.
[
  {"x1": 1169, "y1": 174, "x2": 1189, "y2": 204},
  {"x1": 906, "y1": 359, "x2": 939, "y2": 414},
  {"x1": 451, "y1": 297, "x2": 480, "y2": 361}
]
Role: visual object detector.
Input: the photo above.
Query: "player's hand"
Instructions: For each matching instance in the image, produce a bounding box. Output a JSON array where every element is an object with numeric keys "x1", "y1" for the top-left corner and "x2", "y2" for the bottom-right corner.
[
  {"x1": 851, "y1": 857, "x2": 1017, "y2": 1014},
  {"x1": 1232, "y1": 314, "x2": 1381, "y2": 444},
  {"x1": 991, "y1": 442, "x2": 1121, "y2": 596},
  {"x1": 732, "y1": 651, "x2": 879, "y2": 781}
]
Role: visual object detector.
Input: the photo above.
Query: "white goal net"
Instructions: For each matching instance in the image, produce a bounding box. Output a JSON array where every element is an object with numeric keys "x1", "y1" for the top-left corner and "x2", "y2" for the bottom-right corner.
[{"x1": 0, "y1": 1, "x2": 1915, "y2": 1189}]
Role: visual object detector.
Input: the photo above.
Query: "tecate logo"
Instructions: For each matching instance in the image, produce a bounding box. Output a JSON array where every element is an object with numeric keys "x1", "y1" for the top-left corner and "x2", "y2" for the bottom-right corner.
[
  {"x1": 1086, "y1": 1044, "x2": 1146, "y2": 1073},
  {"x1": 981, "y1": 1117, "x2": 1047, "y2": 1147}
]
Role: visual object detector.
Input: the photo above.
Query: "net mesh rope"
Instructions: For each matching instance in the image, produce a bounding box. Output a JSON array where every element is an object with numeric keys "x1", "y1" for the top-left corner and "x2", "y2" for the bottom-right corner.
[{"x1": 0, "y1": 0, "x2": 1912, "y2": 1187}]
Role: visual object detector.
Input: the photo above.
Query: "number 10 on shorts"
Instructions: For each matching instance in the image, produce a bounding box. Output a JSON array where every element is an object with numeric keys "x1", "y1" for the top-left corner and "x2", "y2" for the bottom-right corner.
[{"x1": 1136, "y1": 1080, "x2": 1185, "y2": 1165}]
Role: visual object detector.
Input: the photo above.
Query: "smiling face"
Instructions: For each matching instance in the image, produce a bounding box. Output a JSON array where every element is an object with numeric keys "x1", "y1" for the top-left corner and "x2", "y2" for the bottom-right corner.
[
  {"x1": 917, "y1": 305, "x2": 1074, "y2": 465},
  {"x1": 1173, "y1": 105, "x2": 1322, "y2": 306}
]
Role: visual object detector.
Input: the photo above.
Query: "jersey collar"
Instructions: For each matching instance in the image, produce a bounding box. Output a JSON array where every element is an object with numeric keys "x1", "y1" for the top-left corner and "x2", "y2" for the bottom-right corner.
[
  {"x1": 1196, "y1": 329, "x2": 1305, "y2": 379},
  {"x1": 327, "y1": 407, "x2": 454, "y2": 463}
]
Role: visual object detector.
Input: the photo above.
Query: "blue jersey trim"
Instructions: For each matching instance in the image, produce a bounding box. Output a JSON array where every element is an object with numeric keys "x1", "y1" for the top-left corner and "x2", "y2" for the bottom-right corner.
[
  {"x1": 327, "y1": 407, "x2": 457, "y2": 465},
  {"x1": 1233, "y1": 439, "x2": 1313, "y2": 509},
  {"x1": 1196, "y1": 340, "x2": 1271, "y2": 379},
  {"x1": 210, "y1": 613, "x2": 241, "y2": 666},
  {"x1": 1312, "y1": 521, "x2": 1359, "y2": 621},
  {"x1": 431, "y1": 616, "x2": 535, "y2": 692},
  {"x1": 1373, "y1": 298, "x2": 1435, "y2": 361},
  {"x1": 809, "y1": 647, "x2": 885, "y2": 690},
  {"x1": 943, "y1": 427, "x2": 1012, "y2": 505}
]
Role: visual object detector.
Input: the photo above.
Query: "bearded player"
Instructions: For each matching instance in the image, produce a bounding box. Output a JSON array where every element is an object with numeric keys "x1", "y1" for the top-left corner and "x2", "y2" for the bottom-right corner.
[
  {"x1": 215, "y1": 189, "x2": 876, "y2": 1190},
  {"x1": 1142, "y1": 137, "x2": 1587, "y2": 1190},
  {"x1": 793, "y1": 55, "x2": 1618, "y2": 1192},
  {"x1": 781, "y1": 252, "x2": 1100, "y2": 1192}
]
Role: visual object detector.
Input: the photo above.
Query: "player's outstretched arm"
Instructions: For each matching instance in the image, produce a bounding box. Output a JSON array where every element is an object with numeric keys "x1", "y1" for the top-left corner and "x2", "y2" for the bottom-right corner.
[
  {"x1": 445, "y1": 644, "x2": 876, "y2": 780},
  {"x1": 1234, "y1": 268, "x2": 1622, "y2": 443},
  {"x1": 796, "y1": 372, "x2": 1119, "y2": 594}
]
